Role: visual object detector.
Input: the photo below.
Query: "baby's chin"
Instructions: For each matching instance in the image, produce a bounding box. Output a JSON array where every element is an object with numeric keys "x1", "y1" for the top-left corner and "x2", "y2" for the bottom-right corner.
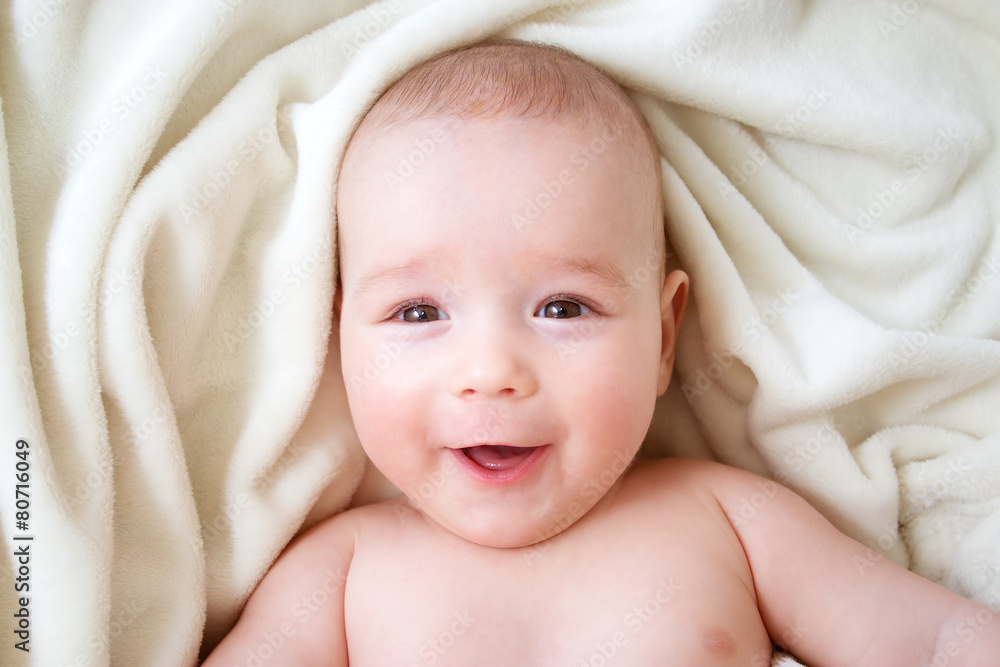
[{"x1": 412, "y1": 493, "x2": 595, "y2": 550}]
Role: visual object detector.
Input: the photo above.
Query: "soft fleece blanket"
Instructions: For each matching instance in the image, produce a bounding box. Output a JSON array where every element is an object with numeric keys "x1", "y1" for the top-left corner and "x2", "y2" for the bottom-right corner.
[{"x1": 1, "y1": 0, "x2": 998, "y2": 664}]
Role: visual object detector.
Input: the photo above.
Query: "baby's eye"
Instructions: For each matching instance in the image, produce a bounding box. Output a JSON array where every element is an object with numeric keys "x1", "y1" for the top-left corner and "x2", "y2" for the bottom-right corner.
[
  {"x1": 536, "y1": 299, "x2": 591, "y2": 319},
  {"x1": 396, "y1": 304, "x2": 448, "y2": 323}
]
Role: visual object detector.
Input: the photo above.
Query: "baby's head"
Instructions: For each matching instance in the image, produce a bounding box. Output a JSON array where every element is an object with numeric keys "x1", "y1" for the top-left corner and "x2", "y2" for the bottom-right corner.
[{"x1": 336, "y1": 41, "x2": 687, "y2": 548}]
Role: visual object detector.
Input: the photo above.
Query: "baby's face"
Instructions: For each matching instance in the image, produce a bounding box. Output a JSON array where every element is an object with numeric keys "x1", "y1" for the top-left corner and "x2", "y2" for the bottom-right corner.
[{"x1": 337, "y1": 116, "x2": 683, "y2": 548}]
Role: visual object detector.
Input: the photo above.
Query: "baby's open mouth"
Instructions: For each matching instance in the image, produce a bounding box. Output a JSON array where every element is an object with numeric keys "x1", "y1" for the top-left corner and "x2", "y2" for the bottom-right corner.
[{"x1": 462, "y1": 445, "x2": 539, "y2": 471}]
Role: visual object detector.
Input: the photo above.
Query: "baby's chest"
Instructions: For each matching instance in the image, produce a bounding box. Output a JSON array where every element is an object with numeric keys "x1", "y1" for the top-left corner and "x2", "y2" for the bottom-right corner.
[{"x1": 343, "y1": 518, "x2": 771, "y2": 666}]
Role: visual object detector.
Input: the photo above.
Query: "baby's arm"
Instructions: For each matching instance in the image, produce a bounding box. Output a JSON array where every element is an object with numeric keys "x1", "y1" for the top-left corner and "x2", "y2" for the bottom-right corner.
[
  {"x1": 698, "y1": 459, "x2": 1000, "y2": 666},
  {"x1": 201, "y1": 513, "x2": 356, "y2": 667}
]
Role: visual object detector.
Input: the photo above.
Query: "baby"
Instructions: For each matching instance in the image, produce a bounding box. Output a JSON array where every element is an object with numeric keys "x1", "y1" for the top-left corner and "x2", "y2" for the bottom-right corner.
[{"x1": 205, "y1": 42, "x2": 1000, "y2": 666}]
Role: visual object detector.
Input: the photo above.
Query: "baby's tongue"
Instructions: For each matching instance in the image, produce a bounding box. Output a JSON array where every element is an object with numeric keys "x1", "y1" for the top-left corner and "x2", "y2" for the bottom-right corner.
[{"x1": 463, "y1": 445, "x2": 535, "y2": 470}]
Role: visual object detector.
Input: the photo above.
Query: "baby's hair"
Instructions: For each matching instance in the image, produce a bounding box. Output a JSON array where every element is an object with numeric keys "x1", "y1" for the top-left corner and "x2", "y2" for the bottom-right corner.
[
  {"x1": 360, "y1": 40, "x2": 653, "y2": 138},
  {"x1": 341, "y1": 39, "x2": 667, "y2": 282}
]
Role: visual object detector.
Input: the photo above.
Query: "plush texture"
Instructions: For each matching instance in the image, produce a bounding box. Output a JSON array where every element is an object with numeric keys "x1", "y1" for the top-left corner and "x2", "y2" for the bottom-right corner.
[{"x1": 0, "y1": 0, "x2": 998, "y2": 664}]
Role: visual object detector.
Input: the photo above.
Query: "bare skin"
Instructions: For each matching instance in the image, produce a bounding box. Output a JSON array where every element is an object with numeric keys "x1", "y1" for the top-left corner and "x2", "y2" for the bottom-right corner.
[
  {"x1": 342, "y1": 459, "x2": 769, "y2": 666},
  {"x1": 206, "y1": 458, "x2": 999, "y2": 666},
  {"x1": 204, "y1": 116, "x2": 1000, "y2": 666}
]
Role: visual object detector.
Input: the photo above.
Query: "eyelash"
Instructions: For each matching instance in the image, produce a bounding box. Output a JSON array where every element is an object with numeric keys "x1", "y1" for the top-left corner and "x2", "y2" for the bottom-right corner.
[
  {"x1": 542, "y1": 294, "x2": 601, "y2": 317},
  {"x1": 387, "y1": 298, "x2": 445, "y2": 322},
  {"x1": 386, "y1": 294, "x2": 602, "y2": 322}
]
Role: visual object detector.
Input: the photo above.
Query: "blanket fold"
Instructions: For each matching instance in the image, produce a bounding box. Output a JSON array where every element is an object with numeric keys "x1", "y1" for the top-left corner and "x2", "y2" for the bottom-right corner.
[{"x1": 1, "y1": 0, "x2": 998, "y2": 664}]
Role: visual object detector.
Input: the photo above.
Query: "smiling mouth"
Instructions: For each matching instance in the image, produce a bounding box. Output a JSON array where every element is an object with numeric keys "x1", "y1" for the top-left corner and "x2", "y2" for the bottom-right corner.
[{"x1": 462, "y1": 445, "x2": 539, "y2": 471}]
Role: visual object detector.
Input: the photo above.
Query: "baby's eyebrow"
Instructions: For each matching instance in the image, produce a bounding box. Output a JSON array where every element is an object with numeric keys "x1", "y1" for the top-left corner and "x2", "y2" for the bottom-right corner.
[
  {"x1": 575, "y1": 257, "x2": 629, "y2": 291},
  {"x1": 523, "y1": 254, "x2": 630, "y2": 292},
  {"x1": 351, "y1": 254, "x2": 629, "y2": 302},
  {"x1": 352, "y1": 258, "x2": 432, "y2": 302}
]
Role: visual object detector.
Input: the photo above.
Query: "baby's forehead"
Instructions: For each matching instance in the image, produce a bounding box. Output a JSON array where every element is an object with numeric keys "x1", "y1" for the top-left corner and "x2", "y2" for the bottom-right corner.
[
  {"x1": 337, "y1": 117, "x2": 659, "y2": 275},
  {"x1": 342, "y1": 114, "x2": 614, "y2": 177},
  {"x1": 339, "y1": 114, "x2": 644, "y2": 224}
]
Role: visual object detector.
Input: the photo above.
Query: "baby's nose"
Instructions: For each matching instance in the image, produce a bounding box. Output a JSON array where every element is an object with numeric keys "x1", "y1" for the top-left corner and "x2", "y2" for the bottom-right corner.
[{"x1": 447, "y1": 326, "x2": 537, "y2": 399}]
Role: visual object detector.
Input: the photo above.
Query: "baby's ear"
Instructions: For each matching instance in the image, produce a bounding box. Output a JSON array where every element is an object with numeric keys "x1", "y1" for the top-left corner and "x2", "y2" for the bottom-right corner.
[{"x1": 657, "y1": 270, "x2": 689, "y2": 396}]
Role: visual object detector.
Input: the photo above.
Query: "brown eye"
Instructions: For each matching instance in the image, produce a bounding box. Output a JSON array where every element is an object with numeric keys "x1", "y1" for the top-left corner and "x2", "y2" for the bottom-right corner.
[
  {"x1": 399, "y1": 305, "x2": 446, "y2": 323},
  {"x1": 537, "y1": 300, "x2": 588, "y2": 319}
]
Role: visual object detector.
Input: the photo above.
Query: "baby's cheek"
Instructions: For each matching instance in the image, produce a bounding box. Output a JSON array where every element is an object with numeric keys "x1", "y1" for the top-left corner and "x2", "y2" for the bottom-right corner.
[
  {"x1": 576, "y1": 334, "x2": 659, "y2": 435},
  {"x1": 348, "y1": 373, "x2": 409, "y2": 435}
]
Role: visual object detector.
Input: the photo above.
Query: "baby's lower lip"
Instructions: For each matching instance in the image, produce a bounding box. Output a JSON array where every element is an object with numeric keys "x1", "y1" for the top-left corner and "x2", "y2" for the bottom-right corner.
[{"x1": 452, "y1": 444, "x2": 548, "y2": 485}]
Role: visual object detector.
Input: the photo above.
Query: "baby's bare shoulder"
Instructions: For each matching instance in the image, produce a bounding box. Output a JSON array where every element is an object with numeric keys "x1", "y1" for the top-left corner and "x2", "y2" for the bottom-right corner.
[
  {"x1": 203, "y1": 502, "x2": 406, "y2": 664},
  {"x1": 297, "y1": 496, "x2": 407, "y2": 546},
  {"x1": 625, "y1": 456, "x2": 769, "y2": 496},
  {"x1": 622, "y1": 457, "x2": 797, "y2": 543},
  {"x1": 204, "y1": 497, "x2": 422, "y2": 665}
]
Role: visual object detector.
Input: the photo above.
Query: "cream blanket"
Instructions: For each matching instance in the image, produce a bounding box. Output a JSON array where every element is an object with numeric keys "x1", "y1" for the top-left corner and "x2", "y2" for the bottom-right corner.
[{"x1": 1, "y1": 0, "x2": 998, "y2": 664}]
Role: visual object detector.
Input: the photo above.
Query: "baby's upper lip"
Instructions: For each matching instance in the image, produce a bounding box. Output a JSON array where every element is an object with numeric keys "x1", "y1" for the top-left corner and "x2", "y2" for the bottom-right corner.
[
  {"x1": 435, "y1": 409, "x2": 554, "y2": 450},
  {"x1": 447, "y1": 442, "x2": 537, "y2": 450}
]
